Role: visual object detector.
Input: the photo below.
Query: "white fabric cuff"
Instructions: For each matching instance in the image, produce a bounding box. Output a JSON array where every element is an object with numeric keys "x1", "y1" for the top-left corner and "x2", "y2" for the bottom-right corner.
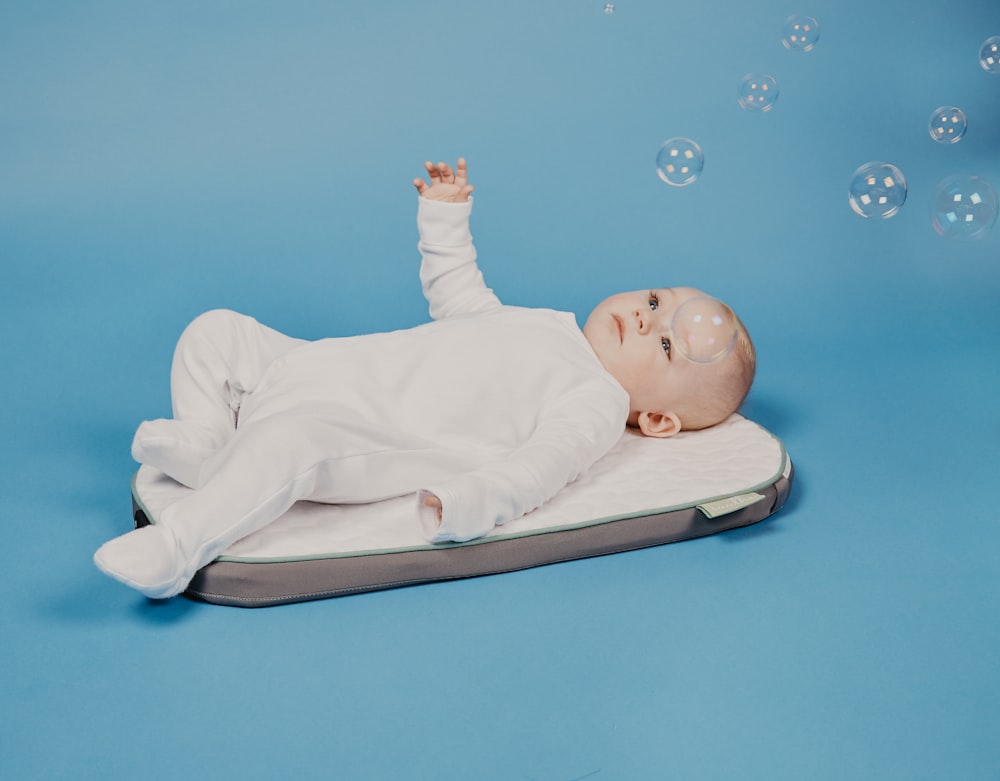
[{"x1": 417, "y1": 197, "x2": 473, "y2": 246}]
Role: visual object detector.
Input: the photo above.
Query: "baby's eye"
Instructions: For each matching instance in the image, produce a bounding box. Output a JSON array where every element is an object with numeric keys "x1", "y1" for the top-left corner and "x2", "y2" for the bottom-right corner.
[
  {"x1": 661, "y1": 337, "x2": 671, "y2": 355},
  {"x1": 649, "y1": 292, "x2": 659, "y2": 311}
]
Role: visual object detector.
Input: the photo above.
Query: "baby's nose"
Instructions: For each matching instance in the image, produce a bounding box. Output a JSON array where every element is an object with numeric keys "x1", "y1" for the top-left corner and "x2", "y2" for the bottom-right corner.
[{"x1": 632, "y1": 310, "x2": 650, "y2": 334}]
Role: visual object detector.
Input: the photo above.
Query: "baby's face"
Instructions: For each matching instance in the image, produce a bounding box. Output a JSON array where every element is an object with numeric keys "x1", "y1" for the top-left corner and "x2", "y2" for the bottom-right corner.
[{"x1": 582, "y1": 287, "x2": 734, "y2": 420}]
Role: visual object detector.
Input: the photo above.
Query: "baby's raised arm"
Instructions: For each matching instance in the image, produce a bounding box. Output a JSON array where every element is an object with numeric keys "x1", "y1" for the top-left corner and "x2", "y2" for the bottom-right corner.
[
  {"x1": 413, "y1": 156, "x2": 498, "y2": 321},
  {"x1": 413, "y1": 158, "x2": 474, "y2": 202}
]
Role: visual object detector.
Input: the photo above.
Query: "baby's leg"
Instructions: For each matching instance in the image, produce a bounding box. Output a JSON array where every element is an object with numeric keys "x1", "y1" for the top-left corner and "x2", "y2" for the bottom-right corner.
[
  {"x1": 98, "y1": 412, "x2": 362, "y2": 598},
  {"x1": 133, "y1": 309, "x2": 306, "y2": 487}
]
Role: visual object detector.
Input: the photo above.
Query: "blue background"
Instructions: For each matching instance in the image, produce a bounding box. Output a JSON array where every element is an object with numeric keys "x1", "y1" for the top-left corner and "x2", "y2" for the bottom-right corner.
[{"x1": 2, "y1": 1, "x2": 999, "y2": 778}]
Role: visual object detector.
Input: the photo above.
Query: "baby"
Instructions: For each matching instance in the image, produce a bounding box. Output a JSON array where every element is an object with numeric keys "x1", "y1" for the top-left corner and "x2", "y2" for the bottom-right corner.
[{"x1": 94, "y1": 157, "x2": 755, "y2": 599}]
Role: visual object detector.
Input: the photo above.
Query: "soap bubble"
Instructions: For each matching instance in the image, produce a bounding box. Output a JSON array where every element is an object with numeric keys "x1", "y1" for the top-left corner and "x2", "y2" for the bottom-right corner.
[
  {"x1": 603, "y1": 3, "x2": 615, "y2": 14},
  {"x1": 671, "y1": 296, "x2": 738, "y2": 365},
  {"x1": 980, "y1": 36, "x2": 1000, "y2": 73},
  {"x1": 928, "y1": 106, "x2": 967, "y2": 144},
  {"x1": 737, "y1": 74, "x2": 779, "y2": 112},
  {"x1": 782, "y1": 15, "x2": 820, "y2": 52},
  {"x1": 656, "y1": 138, "x2": 704, "y2": 187},
  {"x1": 848, "y1": 162, "x2": 907, "y2": 219},
  {"x1": 930, "y1": 175, "x2": 999, "y2": 240}
]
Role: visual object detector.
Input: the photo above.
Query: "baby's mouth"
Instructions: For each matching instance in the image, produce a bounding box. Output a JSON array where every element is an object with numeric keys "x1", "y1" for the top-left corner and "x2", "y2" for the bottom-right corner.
[{"x1": 612, "y1": 314, "x2": 624, "y2": 343}]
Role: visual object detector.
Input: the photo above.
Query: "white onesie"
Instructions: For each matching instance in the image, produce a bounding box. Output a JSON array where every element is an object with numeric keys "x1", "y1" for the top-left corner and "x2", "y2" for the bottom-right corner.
[{"x1": 120, "y1": 197, "x2": 629, "y2": 597}]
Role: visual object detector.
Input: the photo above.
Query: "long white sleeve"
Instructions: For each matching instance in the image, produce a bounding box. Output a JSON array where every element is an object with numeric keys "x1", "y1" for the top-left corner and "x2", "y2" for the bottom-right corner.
[
  {"x1": 417, "y1": 197, "x2": 502, "y2": 320},
  {"x1": 408, "y1": 195, "x2": 630, "y2": 543}
]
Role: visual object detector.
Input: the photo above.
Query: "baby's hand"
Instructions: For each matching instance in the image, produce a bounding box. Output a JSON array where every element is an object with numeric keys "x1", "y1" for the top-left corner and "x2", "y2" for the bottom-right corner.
[
  {"x1": 422, "y1": 493, "x2": 444, "y2": 526},
  {"x1": 413, "y1": 158, "x2": 474, "y2": 202}
]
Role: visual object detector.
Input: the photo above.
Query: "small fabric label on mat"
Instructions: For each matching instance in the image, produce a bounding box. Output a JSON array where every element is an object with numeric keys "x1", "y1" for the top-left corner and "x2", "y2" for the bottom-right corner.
[{"x1": 697, "y1": 492, "x2": 766, "y2": 519}]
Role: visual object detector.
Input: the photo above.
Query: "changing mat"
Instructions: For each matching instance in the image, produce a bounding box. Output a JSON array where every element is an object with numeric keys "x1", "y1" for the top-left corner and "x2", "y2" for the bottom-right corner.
[{"x1": 130, "y1": 413, "x2": 793, "y2": 606}]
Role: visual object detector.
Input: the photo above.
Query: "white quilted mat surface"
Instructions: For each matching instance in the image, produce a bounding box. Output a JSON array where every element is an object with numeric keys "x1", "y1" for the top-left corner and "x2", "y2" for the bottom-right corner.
[{"x1": 133, "y1": 413, "x2": 788, "y2": 561}]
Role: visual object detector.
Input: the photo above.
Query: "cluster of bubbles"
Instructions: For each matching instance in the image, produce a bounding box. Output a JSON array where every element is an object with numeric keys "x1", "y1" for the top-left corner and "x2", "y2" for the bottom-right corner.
[
  {"x1": 651, "y1": 15, "x2": 1000, "y2": 255},
  {"x1": 653, "y1": 15, "x2": 821, "y2": 189},
  {"x1": 848, "y1": 50, "x2": 998, "y2": 236},
  {"x1": 642, "y1": 15, "x2": 1000, "y2": 364},
  {"x1": 732, "y1": 14, "x2": 819, "y2": 114}
]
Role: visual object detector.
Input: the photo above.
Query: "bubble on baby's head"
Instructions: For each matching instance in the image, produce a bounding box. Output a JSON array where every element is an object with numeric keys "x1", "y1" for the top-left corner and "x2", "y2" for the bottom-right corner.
[
  {"x1": 737, "y1": 74, "x2": 779, "y2": 112},
  {"x1": 671, "y1": 296, "x2": 738, "y2": 365},
  {"x1": 930, "y1": 175, "x2": 999, "y2": 240},
  {"x1": 979, "y1": 36, "x2": 1000, "y2": 73},
  {"x1": 656, "y1": 138, "x2": 704, "y2": 187},
  {"x1": 848, "y1": 162, "x2": 907, "y2": 219},
  {"x1": 781, "y1": 15, "x2": 819, "y2": 52},
  {"x1": 928, "y1": 106, "x2": 967, "y2": 144}
]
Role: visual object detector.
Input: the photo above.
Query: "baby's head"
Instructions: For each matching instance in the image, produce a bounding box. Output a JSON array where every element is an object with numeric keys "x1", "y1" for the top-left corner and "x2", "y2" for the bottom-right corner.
[{"x1": 582, "y1": 287, "x2": 755, "y2": 437}]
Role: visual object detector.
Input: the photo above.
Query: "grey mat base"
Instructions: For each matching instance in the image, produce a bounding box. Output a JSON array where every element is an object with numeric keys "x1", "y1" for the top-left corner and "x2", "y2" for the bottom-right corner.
[{"x1": 131, "y1": 465, "x2": 793, "y2": 607}]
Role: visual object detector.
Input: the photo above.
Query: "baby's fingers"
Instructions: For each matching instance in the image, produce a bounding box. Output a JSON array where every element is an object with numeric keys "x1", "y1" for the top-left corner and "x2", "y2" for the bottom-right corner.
[
  {"x1": 455, "y1": 157, "x2": 468, "y2": 186},
  {"x1": 436, "y1": 161, "x2": 455, "y2": 183},
  {"x1": 422, "y1": 493, "x2": 444, "y2": 524},
  {"x1": 424, "y1": 160, "x2": 443, "y2": 183}
]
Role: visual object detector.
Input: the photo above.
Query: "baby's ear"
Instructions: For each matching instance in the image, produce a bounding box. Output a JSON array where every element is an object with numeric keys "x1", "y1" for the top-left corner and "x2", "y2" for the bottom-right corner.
[{"x1": 636, "y1": 410, "x2": 682, "y2": 438}]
